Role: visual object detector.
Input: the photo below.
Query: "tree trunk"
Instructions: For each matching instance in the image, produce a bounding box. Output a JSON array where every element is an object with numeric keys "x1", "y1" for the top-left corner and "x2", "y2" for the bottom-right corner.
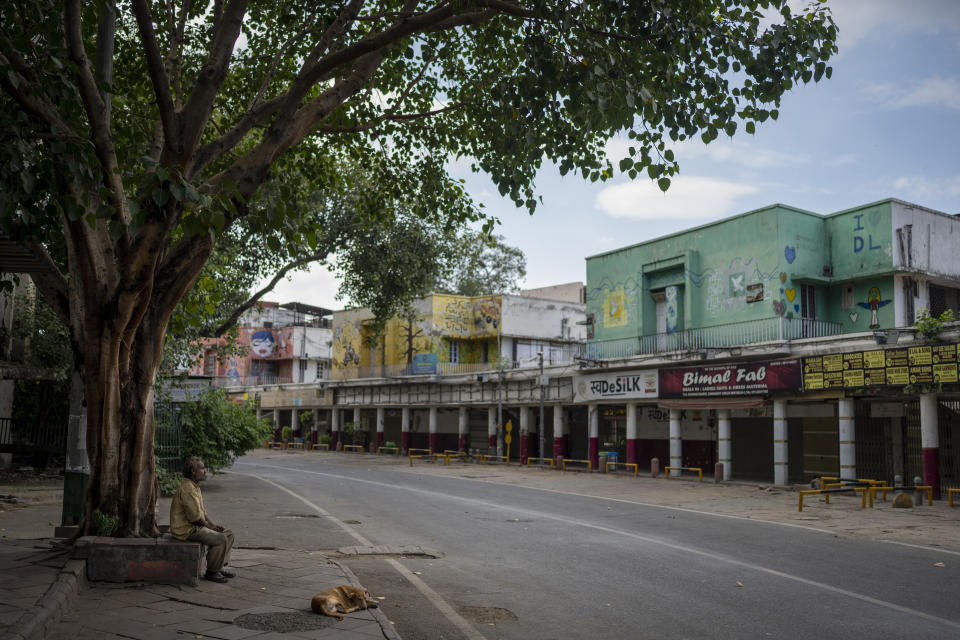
[{"x1": 80, "y1": 317, "x2": 165, "y2": 537}]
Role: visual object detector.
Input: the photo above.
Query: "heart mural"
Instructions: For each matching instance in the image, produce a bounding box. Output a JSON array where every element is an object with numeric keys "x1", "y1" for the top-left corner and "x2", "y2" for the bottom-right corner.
[
  {"x1": 785, "y1": 288, "x2": 796, "y2": 302},
  {"x1": 849, "y1": 312, "x2": 859, "y2": 323},
  {"x1": 773, "y1": 300, "x2": 786, "y2": 316},
  {"x1": 794, "y1": 304, "x2": 800, "y2": 312},
  {"x1": 780, "y1": 272, "x2": 787, "y2": 284},
  {"x1": 784, "y1": 246, "x2": 796, "y2": 264}
]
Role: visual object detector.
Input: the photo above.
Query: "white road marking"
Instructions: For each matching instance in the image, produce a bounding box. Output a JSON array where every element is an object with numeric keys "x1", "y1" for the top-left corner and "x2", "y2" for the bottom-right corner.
[
  {"x1": 238, "y1": 472, "x2": 488, "y2": 640},
  {"x1": 878, "y1": 539, "x2": 960, "y2": 557},
  {"x1": 236, "y1": 462, "x2": 960, "y2": 631}
]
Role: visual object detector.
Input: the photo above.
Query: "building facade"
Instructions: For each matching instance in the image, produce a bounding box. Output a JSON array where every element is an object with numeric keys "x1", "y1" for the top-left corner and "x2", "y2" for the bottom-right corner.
[
  {"x1": 191, "y1": 302, "x2": 333, "y2": 387},
  {"x1": 581, "y1": 199, "x2": 960, "y2": 495}
]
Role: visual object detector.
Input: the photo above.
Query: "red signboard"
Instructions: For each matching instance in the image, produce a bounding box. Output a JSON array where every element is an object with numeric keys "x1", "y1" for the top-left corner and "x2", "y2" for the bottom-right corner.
[{"x1": 659, "y1": 360, "x2": 802, "y2": 398}]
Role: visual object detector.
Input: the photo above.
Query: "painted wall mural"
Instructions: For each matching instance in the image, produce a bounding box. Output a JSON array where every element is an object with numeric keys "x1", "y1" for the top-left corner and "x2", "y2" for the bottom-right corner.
[
  {"x1": 602, "y1": 286, "x2": 629, "y2": 328},
  {"x1": 665, "y1": 285, "x2": 679, "y2": 333},
  {"x1": 333, "y1": 320, "x2": 363, "y2": 368},
  {"x1": 857, "y1": 287, "x2": 892, "y2": 329}
]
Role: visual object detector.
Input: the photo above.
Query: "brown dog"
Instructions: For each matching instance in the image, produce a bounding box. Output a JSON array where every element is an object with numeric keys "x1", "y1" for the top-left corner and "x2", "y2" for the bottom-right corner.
[{"x1": 311, "y1": 585, "x2": 378, "y2": 620}]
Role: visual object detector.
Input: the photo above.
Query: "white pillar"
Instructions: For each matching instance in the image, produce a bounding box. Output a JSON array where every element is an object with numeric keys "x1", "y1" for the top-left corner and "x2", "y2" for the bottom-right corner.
[
  {"x1": 429, "y1": 407, "x2": 438, "y2": 434},
  {"x1": 273, "y1": 409, "x2": 280, "y2": 431},
  {"x1": 402, "y1": 407, "x2": 410, "y2": 435},
  {"x1": 919, "y1": 392, "x2": 939, "y2": 493},
  {"x1": 376, "y1": 406, "x2": 385, "y2": 436},
  {"x1": 553, "y1": 404, "x2": 563, "y2": 446},
  {"x1": 838, "y1": 398, "x2": 856, "y2": 480},
  {"x1": 519, "y1": 406, "x2": 529, "y2": 436},
  {"x1": 312, "y1": 410, "x2": 319, "y2": 432},
  {"x1": 487, "y1": 406, "x2": 497, "y2": 452},
  {"x1": 291, "y1": 408, "x2": 299, "y2": 435},
  {"x1": 458, "y1": 406, "x2": 468, "y2": 447},
  {"x1": 626, "y1": 403, "x2": 637, "y2": 441},
  {"x1": 588, "y1": 403, "x2": 599, "y2": 468},
  {"x1": 718, "y1": 409, "x2": 732, "y2": 481},
  {"x1": 331, "y1": 408, "x2": 340, "y2": 433},
  {"x1": 774, "y1": 399, "x2": 788, "y2": 486},
  {"x1": 353, "y1": 407, "x2": 361, "y2": 428},
  {"x1": 669, "y1": 409, "x2": 682, "y2": 470}
]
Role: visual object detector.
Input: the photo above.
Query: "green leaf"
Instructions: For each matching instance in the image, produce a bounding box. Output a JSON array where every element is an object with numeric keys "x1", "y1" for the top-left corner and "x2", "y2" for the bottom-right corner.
[
  {"x1": 746, "y1": 121, "x2": 756, "y2": 134},
  {"x1": 151, "y1": 188, "x2": 169, "y2": 207},
  {"x1": 657, "y1": 177, "x2": 671, "y2": 192}
]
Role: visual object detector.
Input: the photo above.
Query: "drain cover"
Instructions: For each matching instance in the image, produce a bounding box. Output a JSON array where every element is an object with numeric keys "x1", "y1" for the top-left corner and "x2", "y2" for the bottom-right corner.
[{"x1": 233, "y1": 611, "x2": 335, "y2": 632}]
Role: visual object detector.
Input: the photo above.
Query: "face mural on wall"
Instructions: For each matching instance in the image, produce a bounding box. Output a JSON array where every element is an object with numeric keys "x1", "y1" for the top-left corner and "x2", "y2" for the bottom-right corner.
[{"x1": 250, "y1": 329, "x2": 277, "y2": 358}]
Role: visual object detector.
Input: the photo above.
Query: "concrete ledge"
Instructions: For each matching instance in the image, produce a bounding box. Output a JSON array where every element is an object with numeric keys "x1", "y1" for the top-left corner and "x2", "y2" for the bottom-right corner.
[
  {"x1": 73, "y1": 535, "x2": 202, "y2": 586},
  {"x1": 5, "y1": 558, "x2": 85, "y2": 640}
]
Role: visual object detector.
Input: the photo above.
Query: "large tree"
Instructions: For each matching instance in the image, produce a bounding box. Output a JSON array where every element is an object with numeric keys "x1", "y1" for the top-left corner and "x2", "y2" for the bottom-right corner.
[
  {"x1": 435, "y1": 231, "x2": 526, "y2": 296},
  {"x1": 0, "y1": 0, "x2": 836, "y2": 536}
]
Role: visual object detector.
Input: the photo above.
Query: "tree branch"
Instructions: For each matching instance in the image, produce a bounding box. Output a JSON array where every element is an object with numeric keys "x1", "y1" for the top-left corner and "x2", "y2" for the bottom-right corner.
[
  {"x1": 213, "y1": 249, "x2": 331, "y2": 337},
  {"x1": 130, "y1": 0, "x2": 178, "y2": 158},
  {"x1": 316, "y1": 100, "x2": 467, "y2": 133},
  {"x1": 64, "y1": 0, "x2": 131, "y2": 246},
  {"x1": 176, "y1": 0, "x2": 248, "y2": 162}
]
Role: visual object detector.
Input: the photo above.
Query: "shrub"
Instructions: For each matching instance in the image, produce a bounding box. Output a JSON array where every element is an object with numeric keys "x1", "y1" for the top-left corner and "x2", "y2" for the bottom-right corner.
[
  {"x1": 916, "y1": 308, "x2": 955, "y2": 339},
  {"x1": 156, "y1": 465, "x2": 183, "y2": 497},
  {"x1": 318, "y1": 434, "x2": 332, "y2": 445},
  {"x1": 281, "y1": 425, "x2": 293, "y2": 442},
  {"x1": 180, "y1": 388, "x2": 273, "y2": 473}
]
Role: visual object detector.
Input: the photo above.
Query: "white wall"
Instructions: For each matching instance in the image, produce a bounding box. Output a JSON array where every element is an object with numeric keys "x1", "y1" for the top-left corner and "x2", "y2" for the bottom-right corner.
[
  {"x1": 891, "y1": 201, "x2": 960, "y2": 278},
  {"x1": 500, "y1": 294, "x2": 586, "y2": 341}
]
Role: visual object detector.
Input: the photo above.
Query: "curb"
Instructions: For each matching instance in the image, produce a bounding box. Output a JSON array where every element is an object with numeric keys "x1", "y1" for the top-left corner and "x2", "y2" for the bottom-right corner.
[
  {"x1": 3, "y1": 558, "x2": 85, "y2": 640},
  {"x1": 330, "y1": 557, "x2": 403, "y2": 640}
]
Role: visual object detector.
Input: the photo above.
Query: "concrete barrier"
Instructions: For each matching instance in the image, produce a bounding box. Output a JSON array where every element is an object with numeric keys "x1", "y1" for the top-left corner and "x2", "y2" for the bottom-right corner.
[{"x1": 73, "y1": 535, "x2": 203, "y2": 586}]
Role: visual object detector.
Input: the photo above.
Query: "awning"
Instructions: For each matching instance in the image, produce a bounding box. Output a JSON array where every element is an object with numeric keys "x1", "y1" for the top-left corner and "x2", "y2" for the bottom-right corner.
[{"x1": 658, "y1": 397, "x2": 765, "y2": 410}]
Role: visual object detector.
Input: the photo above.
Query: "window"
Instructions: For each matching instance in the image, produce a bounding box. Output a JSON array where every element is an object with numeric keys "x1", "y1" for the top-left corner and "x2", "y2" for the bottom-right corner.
[
  {"x1": 316, "y1": 360, "x2": 328, "y2": 380},
  {"x1": 448, "y1": 339, "x2": 460, "y2": 364},
  {"x1": 203, "y1": 350, "x2": 217, "y2": 376},
  {"x1": 481, "y1": 341, "x2": 489, "y2": 364},
  {"x1": 929, "y1": 284, "x2": 960, "y2": 318},
  {"x1": 298, "y1": 359, "x2": 308, "y2": 383},
  {"x1": 800, "y1": 284, "x2": 816, "y2": 319}
]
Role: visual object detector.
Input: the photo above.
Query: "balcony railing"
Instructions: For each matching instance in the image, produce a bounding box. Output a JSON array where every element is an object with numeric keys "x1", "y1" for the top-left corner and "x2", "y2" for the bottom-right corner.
[
  {"x1": 586, "y1": 316, "x2": 844, "y2": 360},
  {"x1": 330, "y1": 345, "x2": 585, "y2": 381},
  {"x1": 211, "y1": 374, "x2": 294, "y2": 387}
]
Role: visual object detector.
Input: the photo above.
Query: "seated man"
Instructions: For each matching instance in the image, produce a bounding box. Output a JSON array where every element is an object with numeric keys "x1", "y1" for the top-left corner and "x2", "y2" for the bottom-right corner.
[{"x1": 169, "y1": 457, "x2": 236, "y2": 583}]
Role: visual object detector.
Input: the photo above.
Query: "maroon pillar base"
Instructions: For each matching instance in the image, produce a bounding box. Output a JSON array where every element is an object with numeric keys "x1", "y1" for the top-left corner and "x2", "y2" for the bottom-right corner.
[
  {"x1": 922, "y1": 448, "x2": 941, "y2": 499},
  {"x1": 589, "y1": 437, "x2": 599, "y2": 471},
  {"x1": 626, "y1": 438, "x2": 637, "y2": 465},
  {"x1": 401, "y1": 431, "x2": 409, "y2": 456},
  {"x1": 331, "y1": 431, "x2": 339, "y2": 450},
  {"x1": 520, "y1": 436, "x2": 528, "y2": 464},
  {"x1": 489, "y1": 434, "x2": 496, "y2": 452},
  {"x1": 429, "y1": 433, "x2": 437, "y2": 453},
  {"x1": 458, "y1": 434, "x2": 467, "y2": 452},
  {"x1": 310, "y1": 430, "x2": 318, "y2": 445},
  {"x1": 377, "y1": 431, "x2": 384, "y2": 448}
]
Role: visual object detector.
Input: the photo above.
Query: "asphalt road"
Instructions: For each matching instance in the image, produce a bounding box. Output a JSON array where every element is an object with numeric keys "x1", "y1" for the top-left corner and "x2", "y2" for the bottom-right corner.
[{"x1": 202, "y1": 454, "x2": 960, "y2": 640}]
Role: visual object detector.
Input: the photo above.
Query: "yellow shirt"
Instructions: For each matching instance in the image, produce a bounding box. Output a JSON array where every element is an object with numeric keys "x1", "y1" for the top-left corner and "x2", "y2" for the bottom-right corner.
[{"x1": 169, "y1": 478, "x2": 207, "y2": 540}]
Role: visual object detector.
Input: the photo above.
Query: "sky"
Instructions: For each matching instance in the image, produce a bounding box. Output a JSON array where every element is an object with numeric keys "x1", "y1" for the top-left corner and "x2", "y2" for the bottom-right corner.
[{"x1": 261, "y1": 0, "x2": 960, "y2": 310}]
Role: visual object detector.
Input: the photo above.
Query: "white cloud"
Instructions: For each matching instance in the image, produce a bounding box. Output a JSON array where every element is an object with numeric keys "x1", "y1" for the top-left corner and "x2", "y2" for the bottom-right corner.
[
  {"x1": 604, "y1": 137, "x2": 804, "y2": 173},
  {"x1": 254, "y1": 265, "x2": 345, "y2": 310},
  {"x1": 891, "y1": 175, "x2": 960, "y2": 201},
  {"x1": 594, "y1": 176, "x2": 758, "y2": 221},
  {"x1": 872, "y1": 76, "x2": 960, "y2": 111},
  {"x1": 794, "y1": 0, "x2": 960, "y2": 50}
]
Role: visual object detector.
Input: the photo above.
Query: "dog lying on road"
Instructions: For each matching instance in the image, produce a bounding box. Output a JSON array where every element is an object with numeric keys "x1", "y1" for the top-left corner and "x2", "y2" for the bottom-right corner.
[{"x1": 311, "y1": 585, "x2": 378, "y2": 620}]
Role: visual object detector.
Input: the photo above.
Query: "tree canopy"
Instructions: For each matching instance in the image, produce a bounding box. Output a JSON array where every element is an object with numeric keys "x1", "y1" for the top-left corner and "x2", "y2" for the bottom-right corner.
[
  {"x1": 435, "y1": 231, "x2": 526, "y2": 296},
  {"x1": 0, "y1": 0, "x2": 836, "y2": 536}
]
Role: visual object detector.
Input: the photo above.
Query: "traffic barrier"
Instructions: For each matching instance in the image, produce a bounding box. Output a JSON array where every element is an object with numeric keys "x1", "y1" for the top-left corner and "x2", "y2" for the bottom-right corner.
[
  {"x1": 311, "y1": 443, "x2": 330, "y2": 451},
  {"x1": 665, "y1": 466, "x2": 702, "y2": 482},
  {"x1": 798, "y1": 486, "x2": 869, "y2": 512},
  {"x1": 478, "y1": 454, "x2": 509, "y2": 465},
  {"x1": 561, "y1": 459, "x2": 592, "y2": 472},
  {"x1": 526, "y1": 457, "x2": 555, "y2": 468},
  {"x1": 949, "y1": 488, "x2": 960, "y2": 507},
  {"x1": 605, "y1": 462, "x2": 638, "y2": 476},
  {"x1": 342, "y1": 444, "x2": 364, "y2": 453},
  {"x1": 267, "y1": 441, "x2": 284, "y2": 450},
  {"x1": 377, "y1": 446, "x2": 400, "y2": 456},
  {"x1": 408, "y1": 448, "x2": 433, "y2": 467},
  {"x1": 288, "y1": 440, "x2": 305, "y2": 450}
]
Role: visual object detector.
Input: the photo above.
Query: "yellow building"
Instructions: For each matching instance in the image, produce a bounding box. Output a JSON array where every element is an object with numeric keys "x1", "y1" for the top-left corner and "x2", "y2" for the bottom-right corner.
[{"x1": 332, "y1": 294, "x2": 503, "y2": 377}]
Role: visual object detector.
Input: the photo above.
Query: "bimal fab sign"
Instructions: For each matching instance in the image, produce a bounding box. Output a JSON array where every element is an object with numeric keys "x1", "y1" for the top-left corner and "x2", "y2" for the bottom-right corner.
[{"x1": 659, "y1": 360, "x2": 802, "y2": 398}]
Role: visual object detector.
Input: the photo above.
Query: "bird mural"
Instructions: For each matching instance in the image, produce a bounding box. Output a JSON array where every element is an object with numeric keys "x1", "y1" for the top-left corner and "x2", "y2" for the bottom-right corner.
[{"x1": 857, "y1": 287, "x2": 891, "y2": 329}]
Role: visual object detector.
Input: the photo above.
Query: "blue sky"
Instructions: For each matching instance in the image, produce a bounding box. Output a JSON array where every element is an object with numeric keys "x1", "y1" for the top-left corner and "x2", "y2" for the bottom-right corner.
[{"x1": 265, "y1": 0, "x2": 960, "y2": 308}]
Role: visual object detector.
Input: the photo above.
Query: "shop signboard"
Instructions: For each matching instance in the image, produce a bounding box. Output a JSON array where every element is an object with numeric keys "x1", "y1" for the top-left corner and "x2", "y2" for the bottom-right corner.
[
  {"x1": 411, "y1": 353, "x2": 438, "y2": 374},
  {"x1": 573, "y1": 370, "x2": 658, "y2": 403},
  {"x1": 659, "y1": 360, "x2": 802, "y2": 398},
  {"x1": 803, "y1": 344, "x2": 958, "y2": 390}
]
